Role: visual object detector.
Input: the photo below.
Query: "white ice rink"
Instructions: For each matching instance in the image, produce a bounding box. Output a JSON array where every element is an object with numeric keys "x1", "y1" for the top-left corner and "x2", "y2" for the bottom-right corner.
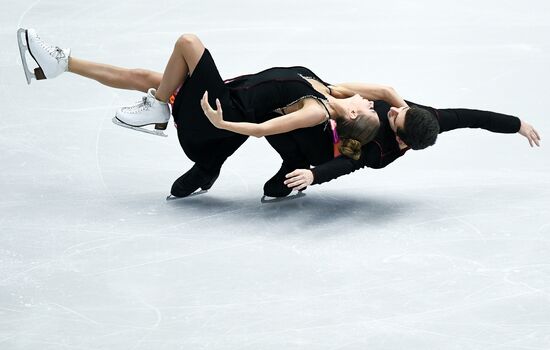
[{"x1": 2, "y1": 0, "x2": 550, "y2": 349}]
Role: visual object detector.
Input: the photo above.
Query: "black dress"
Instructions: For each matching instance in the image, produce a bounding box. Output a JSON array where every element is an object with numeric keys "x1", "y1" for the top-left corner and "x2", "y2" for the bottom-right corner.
[{"x1": 171, "y1": 48, "x2": 333, "y2": 173}]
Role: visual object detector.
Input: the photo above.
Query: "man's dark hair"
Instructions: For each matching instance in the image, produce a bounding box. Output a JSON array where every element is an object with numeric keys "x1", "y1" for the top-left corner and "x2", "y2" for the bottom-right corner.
[{"x1": 396, "y1": 106, "x2": 439, "y2": 150}]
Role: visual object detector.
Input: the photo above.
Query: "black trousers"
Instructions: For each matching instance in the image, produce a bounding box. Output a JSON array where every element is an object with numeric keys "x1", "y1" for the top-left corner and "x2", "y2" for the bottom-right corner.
[
  {"x1": 172, "y1": 49, "x2": 248, "y2": 173},
  {"x1": 265, "y1": 118, "x2": 334, "y2": 168}
]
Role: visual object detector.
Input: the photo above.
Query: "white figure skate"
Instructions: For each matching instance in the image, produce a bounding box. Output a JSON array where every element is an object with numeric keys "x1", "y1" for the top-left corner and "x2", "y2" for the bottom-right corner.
[
  {"x1": 113, "y1": 88, "x2": 170, "y2": 137},
  {"x1": 17, "y1": 28, "x2": 70, "y2": 85}
]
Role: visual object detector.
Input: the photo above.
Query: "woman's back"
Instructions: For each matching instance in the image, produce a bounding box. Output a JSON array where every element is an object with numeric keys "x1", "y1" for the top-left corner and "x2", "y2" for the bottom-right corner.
[{"x1": 225, "y1": 66, "x2": 330, "y2": 123}]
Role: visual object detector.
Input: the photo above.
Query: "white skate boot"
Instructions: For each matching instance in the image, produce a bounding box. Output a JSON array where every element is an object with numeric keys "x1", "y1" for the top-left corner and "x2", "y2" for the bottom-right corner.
[
  {"x1": 17, "y1": 28, "x2": 70, "y2": 85},
  {"x1": 113, "y1": 88, "x2": 170, "y2": 137}
]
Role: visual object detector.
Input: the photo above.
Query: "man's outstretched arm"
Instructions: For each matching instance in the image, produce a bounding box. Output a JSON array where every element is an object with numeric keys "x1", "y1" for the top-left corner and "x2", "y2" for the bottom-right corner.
[
  {"x1": 285, "y1": 105, "x2": 541, "y2": 190},
  {"x1": 433, "y1": 107, "x2": 541, "y2": 147}
]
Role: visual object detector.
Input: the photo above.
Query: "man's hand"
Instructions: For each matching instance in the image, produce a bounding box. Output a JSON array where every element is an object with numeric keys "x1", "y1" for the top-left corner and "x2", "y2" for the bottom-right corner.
[
  {"x1": 284, "y1": 169, "x2": 313, "y2": 190},
  {"x1": 518, "y1": 120, "x2": 541, "y2": 147},
  {"x1": 200, "y1": 91, "x2": 224, "y2": 128}
]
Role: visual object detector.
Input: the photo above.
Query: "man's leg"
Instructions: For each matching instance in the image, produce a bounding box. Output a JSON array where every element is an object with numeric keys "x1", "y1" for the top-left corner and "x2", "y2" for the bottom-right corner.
[
  {"x1": 171, "y1": 135, "x2": 248, "y2": 197},
  {"x1": 264, "y1": 123, "x2": 333, "y2": 197},
  {"x1": 264, "y1": 133, "x2": 309, "y2": 197}
]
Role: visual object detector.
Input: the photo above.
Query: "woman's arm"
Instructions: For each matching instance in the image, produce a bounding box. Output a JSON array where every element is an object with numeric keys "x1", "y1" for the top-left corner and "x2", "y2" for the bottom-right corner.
[
  {"x1": 200, "y1": 91, "x2": 327, "y2": 138},
  {"x1": 331, "y1": 83, "x2": 408, "y2": 108}
]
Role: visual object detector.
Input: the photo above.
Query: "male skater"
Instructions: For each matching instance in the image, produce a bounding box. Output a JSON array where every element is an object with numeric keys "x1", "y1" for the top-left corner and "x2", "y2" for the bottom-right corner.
[{"x1": 263, "y1": 98, "x2": 540, "y2": 197}]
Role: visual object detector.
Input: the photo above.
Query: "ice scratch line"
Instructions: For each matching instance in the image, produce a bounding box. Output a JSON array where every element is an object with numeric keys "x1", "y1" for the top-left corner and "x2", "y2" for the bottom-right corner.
[
  {"x1": 129, "y1": 299, "x2": 163, "y2": 350},
  {"x1": 139, "y1": 298, "x2": 162, "y2": 329},
  {"x1": 0, "y1": 332, "x2": 20, "y2": 345},
  {"x1": 61, "y1": 235, "x2": 128, "y2": 257},
  {"x1": 28, "y1": 106, "x2": 114, "y2": 112},
  {"x1": 50, "y1": 302, "x2": 101, "y2": 326},
  {"x1": 95, "y1": 94, "x2": 118, "y2": 202},
  {"x1": 156, "y1": 205, "x2": 258, "y2": 234},
  {"x1": 87, "y1": 239, "x2": 260, "y2": 276},
  {"x1": 17, "y1": 0, "x2": 41, "y2": 28},
  {"x1": 0, "y1": 260, "x2": 53, "y2": 284}
]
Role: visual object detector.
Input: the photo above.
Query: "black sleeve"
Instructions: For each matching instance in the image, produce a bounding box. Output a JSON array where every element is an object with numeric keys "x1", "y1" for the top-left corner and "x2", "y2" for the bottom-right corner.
[
  {"x1": 311, "y1": 143, "x2": 381, "y2": 185},
  {"x1": 436, "y1": 108, "x2": 521, "y2": 134}
]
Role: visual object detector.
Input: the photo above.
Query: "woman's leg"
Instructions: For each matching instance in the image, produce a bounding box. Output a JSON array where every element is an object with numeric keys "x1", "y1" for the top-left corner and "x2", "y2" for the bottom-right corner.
[
  {"x1": 154, "y1": 34, "x2": 206, "y2": 102},
  {"x1": 68, "y1": 57, "x2": 162, "y2": 93},
  {"x1": 113, "y1": 34, "x2": 205, "y2": 132}
]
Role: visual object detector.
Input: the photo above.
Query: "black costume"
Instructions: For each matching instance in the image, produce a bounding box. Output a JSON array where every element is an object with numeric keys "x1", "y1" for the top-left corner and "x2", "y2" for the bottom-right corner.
[
  {"x1": 171, "y1": 49, "x2": 330, "y2": 175},
  {"x1": 170, "y1": 48, "x2": 521, "y2": 196}
]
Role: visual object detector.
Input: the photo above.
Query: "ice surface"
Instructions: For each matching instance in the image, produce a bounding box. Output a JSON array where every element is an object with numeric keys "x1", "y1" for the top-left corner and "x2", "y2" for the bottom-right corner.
[{"x1": 1, "y1": 0, "x2": 549, "y2": 349}]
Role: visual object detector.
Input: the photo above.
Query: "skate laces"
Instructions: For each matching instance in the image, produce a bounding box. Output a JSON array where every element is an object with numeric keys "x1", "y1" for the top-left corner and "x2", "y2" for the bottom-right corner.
[
  {"x1": 35, "y1": 33, "x2": 66, "y2": 60},
  {"x1": 123, "y1": 96, "x2": 153, "y2": 113}
]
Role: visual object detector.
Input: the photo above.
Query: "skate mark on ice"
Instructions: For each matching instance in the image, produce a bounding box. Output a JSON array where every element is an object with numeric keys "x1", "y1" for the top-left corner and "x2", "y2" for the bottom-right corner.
[
  {"x1": 242, "y1": 298, "x2": 545, "y2": 350},
  {"x1": 138, "y1": 298, "x2": 162, "y2": 329},
  {"x1": 461, "y1": 280, "x2": 504, "y2": 302},
  {"x1": 157, "y1": 276, "x2": 423, "y2": 317},
  {"x1": 49, "y1": 302, "x2": 101, "y2": 326},
  {"x1": 379, "y1": 290, "x2": 538, "y2": 324},
  {"x1": 61, "y1": 233, "x2": 207, "y2": 260},
  {"x1": 3, "y1": 234, "x2": 126, "y2": 284},
  {"x1": 94, "y1": 101, "x2": 116, "y2": 202},
  {"x1": 17, "y1": 0, "x2": 42, "y2": 28},
  {"x1": 86, "y1": 239, "x2": 260, "y2": 276},
  {"x1": 0, "y1": 332, "x2": 23, "y2": 345},
  {"x1": 385, "y1": 252, "x2": 486, "y2": 271},
  {"x1": 156, "y1": 205, "x2": 260, "y2": 234},
  {"x1": 0, "y1": 260, "x2": 54, "y2": 284},
  {"x1": 504, "y1": 274, "x2": 548, "y2": 296},
  {"x1": 538, "y1": 222, "x2": 550, "y2": 234},
  {"x1": 408, "y1": 214, "x2": 486, "y2": 240},
  {"x1": 61, "y1": 235, "x2": 134, "y2": 258},
  {"x1": 128, "y1": 298, "x2": 162, "y2": 350},
  {"x1": 28, "y1": 106, "x2": 115, "y2": 113}
]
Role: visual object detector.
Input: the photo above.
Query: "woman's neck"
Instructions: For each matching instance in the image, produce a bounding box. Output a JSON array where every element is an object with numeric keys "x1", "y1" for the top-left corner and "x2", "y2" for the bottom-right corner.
[{"x1": 325, "y1": 96, "x2": 340, "y2": 120}]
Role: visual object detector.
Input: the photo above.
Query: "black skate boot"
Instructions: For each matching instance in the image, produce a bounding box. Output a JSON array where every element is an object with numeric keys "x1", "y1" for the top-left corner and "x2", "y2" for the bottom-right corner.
[
  {"x1": 263, "y1": 162, "x2": 309, "y2": 198},
  {"x1": 170, "y1": 164, "x2": 220, "y2": 198}
]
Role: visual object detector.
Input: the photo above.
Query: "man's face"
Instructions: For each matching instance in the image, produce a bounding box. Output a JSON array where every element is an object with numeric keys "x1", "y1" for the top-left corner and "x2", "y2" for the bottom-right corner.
[{"x1": 387, "y1": 106, "x2": 409, "y2": 134}]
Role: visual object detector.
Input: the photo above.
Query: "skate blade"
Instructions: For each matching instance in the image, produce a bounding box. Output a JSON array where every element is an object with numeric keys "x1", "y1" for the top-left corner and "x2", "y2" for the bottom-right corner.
[
  {"x1": 260, "y1": 191, "x2": 306, "y2": 204},
  {"x1": 166, "y1": 190, "x2": 208, "y2": 201},
  {"x1": 112, "y1": 117, "x2": 168, "y2": 137},
  {"x1": 17, "y1": 28, "x2": 34, "y2": 85}
]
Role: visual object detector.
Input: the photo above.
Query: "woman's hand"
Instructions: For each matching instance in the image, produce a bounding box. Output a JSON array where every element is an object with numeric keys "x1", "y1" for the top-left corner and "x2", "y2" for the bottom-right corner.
[
  {"x1": 200, "y1": 91, "x2": 224, "y2": 128},
  {"x1": 284, "y1": 169, "x2": 314, "y2": 190},
  {"x1": 518, "y1": 120, "x2": 541, "y2": 147}
]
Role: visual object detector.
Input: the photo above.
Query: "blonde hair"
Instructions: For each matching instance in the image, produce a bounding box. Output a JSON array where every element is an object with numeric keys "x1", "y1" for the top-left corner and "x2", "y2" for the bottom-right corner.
[
  {"x1": 339, "y1": 139, "x2": 362, "y2": 160},
  {"x1": 336, "y1": 113, "x2": 380, "y2": 160}
]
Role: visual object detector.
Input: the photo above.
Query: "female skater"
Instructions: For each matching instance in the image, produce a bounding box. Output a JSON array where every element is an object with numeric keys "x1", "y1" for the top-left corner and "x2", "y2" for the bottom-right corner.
[{"x1": 19, "y1": 29, "x2": 410, "y2": 197}]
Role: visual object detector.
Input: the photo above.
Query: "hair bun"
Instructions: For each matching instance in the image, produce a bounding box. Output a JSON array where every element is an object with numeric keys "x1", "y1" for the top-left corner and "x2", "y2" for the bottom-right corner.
[{"x1": 339, "y1": 138, "x2": 362, "y2": 160}]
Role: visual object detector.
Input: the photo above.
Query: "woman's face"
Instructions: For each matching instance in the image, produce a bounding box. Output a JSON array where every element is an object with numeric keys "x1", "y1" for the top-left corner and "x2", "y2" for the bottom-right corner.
[{"x1": 344, "y1": 94, "x2": 377, "y2": 121}]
